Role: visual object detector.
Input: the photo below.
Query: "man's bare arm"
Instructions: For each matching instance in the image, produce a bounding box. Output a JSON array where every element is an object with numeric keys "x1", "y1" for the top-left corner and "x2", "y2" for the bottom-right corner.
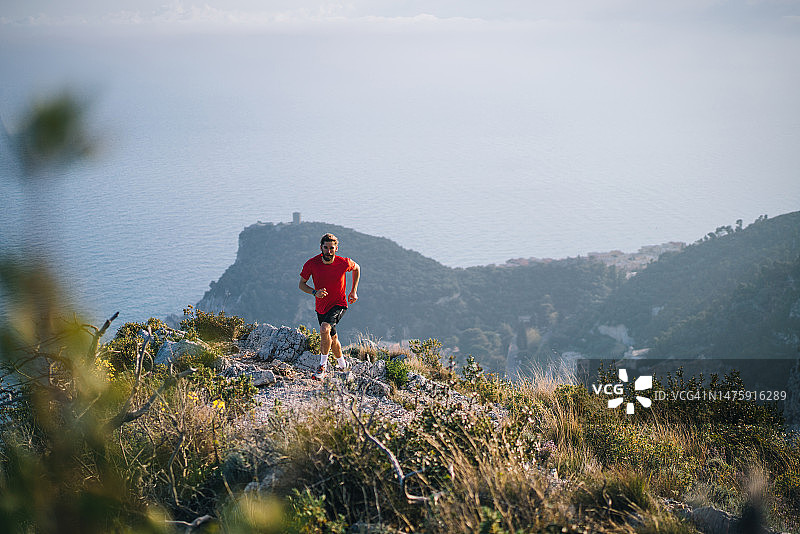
[
  {"x1": 348, "y1": 263, "x2": 360, "y2": 303},
  {"x1": 299, "y1": 277, "x2": 327, "y2": 298}
]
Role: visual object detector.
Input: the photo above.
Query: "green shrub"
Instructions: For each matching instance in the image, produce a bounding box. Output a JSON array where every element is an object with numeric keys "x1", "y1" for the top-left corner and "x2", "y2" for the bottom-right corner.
[
  {"x1": 634, "y1": 512, "x2": 698, "y2": 534},
  {"x1": 478, "y1": 507, "x2": 511, "y2": 534},
  {"x1": 218, "y1": 493, "x2": 285, "y2": 534},
  {"x1": 180, "y1": 305, "x2": 253, "y2": 342},
  {"x1": 457, "y1": 354, "x2": 515, "y2": 404},
  {"x1": 298, "y1": 325, "x2": 321, "y2": 355},
  {"x1": 280, "y1": 395, "x2": 553, "y2": 534},
  {"x1": 188, "y1": 366, "x2": 258, "y2": 417},
  {"x1": 0, "y1": 288, "x2": 176, "y2": 532},
  {"x1": 114, "y1": 368, "x2": 258, "y2": 518},
  {"x1": 776, "y1": 466, "x2": 800, "y2": 509},
  {"x1": 104, "y1": 317, "x2": 171, "y2": 370},
  {"x1": 286, "y1": 488, "x2": 346, "y2": 534},
  {"x1": 461, "y1": 354, "x2": 484, "y2": 384},
  {"x1": 650, "y1": 368, "x2": 784, "y2": 430},
  {"x1": 772, "y1": 459, "x2": 800, "y2": 532},
  {"x1": 409, "y1": 338, "x2": 445, "y2": 373},
  {"x1": 553, "y1": 384, "x2": 596, "y2": 413},
  {"x1": 385, "y1": 356, "x2": 409, "y2": 389},
  {"x1": 173, "y1": 347, "x2": 224, "y2": 372},
  {"x1": 705, "y1": 423, "x2": 794, "y2": 471},
  {"x1": 585, "y1": 421, "x2": 698, "y2": 494},
  {"x1": 280, "y1": 410, "x2": 420, "y2": 530},
  {"x1": 371, "y1": 349, "x2": 410, "y2": 388}
]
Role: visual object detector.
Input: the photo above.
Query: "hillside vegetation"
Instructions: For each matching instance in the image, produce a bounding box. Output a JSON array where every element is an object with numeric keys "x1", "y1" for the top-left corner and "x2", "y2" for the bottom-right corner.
[
  {"x1": 1, "y1": 291, "x2": 798, "y2": 532},
  {"x1": 551, "y1": 211, "x2": 800, "y2": 360}
]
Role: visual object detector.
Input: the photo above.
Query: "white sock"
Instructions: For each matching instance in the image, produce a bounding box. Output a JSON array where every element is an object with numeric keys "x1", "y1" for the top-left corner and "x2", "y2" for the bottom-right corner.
[
  {"x1": 337, "y1": 356, "x2": 347, "y2": 368},
  {"x1": 320, "y1": 353, "x2": 329, "y2": 368}
]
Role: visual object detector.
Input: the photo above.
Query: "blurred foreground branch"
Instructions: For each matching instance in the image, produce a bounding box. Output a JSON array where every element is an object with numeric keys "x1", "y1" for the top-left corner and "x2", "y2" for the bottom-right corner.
[{"x1": 13, "y1": 92, "x2": 94, "y2": 178}]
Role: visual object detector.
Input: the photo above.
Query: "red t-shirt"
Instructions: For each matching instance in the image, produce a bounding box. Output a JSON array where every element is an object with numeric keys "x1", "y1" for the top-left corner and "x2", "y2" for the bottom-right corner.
[{"x1": 300, "y1": 254, "x2": 356, "y2": 314}]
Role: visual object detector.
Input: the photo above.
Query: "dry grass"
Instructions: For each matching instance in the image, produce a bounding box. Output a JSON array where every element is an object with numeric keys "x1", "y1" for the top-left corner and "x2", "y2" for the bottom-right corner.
[
  {"x1": 274, "y1": 396, "x2": 571, "y2": 533},
  {"x1": 224, "y1": 352, "x2": 800, "y2": 533}
]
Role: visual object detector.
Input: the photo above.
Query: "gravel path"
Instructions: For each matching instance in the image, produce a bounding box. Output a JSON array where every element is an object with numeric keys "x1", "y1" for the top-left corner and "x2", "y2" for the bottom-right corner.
[{"x1": 228, "y1": 351, "x2": 507, "y2": 431}]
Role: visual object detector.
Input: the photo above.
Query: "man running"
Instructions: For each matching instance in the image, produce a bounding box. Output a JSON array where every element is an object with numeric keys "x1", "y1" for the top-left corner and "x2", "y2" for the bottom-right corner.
[{"x1": 299, "y1": 233, "x2": 360, "y2": 379}]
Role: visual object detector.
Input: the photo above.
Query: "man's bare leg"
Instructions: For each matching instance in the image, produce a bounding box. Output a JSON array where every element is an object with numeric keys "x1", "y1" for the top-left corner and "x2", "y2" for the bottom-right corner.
[
  {"x1": 330, "y1": 333, "x2": 349, "y2": 370},
  {"x1": 320, "y1": 322, "x2": 333, "y2": 356},
  {"x1": 312, "y1": 322, "x2": 333, "y2": 379},
  {"x1": 316, "y1": 323, "x2": 348, "y2": 375},
  {"x1": 330, "y1": 333, "x2": 342, "y2": 360}
]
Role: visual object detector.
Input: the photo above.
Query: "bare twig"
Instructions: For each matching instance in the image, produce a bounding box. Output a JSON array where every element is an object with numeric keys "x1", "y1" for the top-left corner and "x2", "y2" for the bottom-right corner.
[
  {"x1": 165, "y1": 515, "x2": 214, "y2": 533},
  {"x1": 132, "y1": 326, "x2": 148, "y2": 395},
  {"x1": 106, "y1": 367, "x2": 196, "y2": 431},
  {"x1": 85, "y1": 311, "x2": 119, "y2": 361},
  {"x1": 106, "y1": 331, "x2": 151, "y2": 428},
  {"x1": 74, "y1": 392, "x2": 103, "y2": 422},
  {"x1": 168, "y1": 429, "x2": 186, "y2": 509},
  {"x1": 346, "y1": 397, "x2": 444, "y2": 504},
  {"x1": 373, "y1": 483, "x2": 382, "y2": 525}
]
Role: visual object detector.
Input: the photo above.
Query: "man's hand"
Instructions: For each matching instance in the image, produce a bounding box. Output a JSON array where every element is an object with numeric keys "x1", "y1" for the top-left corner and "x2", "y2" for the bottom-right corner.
[
  {"x1": 347, "y1": 290, "x2": 358, "y2": 304},
  {"x1": 315, "y1": 288, "x2": 328, "y2": 299}
]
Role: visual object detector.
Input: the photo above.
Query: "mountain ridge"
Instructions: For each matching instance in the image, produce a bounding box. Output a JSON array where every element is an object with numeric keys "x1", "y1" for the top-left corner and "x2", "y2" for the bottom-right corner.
[
  {"x1": 198, "y1": 211, "x2": 800, "y2": 373},
  {"x1": 551, "y1": 211, "x2": 800, "y2": 360}
]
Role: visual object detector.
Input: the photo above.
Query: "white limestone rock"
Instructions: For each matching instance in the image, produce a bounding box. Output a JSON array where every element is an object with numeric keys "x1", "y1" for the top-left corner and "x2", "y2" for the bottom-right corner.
[
  {"x1": 222, "y1": 362, "x2": 276, "y2": 386},
  {"x1": 154, "y1": 339, "x2": 210, "y2": 366},
  {"x1": 241, "y1": 323, "x2": 279, "y2": 351},
  {"x1": 139, "y1": 327, "x2": 188, "y2": 346},
  {"x1": 350, "y1": 358, "x2": 387, "y2": 381},
  {"x1": 362, "y1": 378, "x2": 391, "y2": 398},
  {"x1": 250, "y1": 370, "x2": 276, "y2": 386},
  {"x1": 295, "y1": 351, "x2": 325, "y2": 371},
  {"x1": 242, "y1": 324, "x2": 308, "y2": 363}
]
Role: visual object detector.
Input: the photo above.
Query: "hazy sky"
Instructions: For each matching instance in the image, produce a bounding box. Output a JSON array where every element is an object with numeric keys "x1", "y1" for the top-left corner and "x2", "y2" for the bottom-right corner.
[{"x1": 2, "y1": 0, "x2": 799, "y2": 29}]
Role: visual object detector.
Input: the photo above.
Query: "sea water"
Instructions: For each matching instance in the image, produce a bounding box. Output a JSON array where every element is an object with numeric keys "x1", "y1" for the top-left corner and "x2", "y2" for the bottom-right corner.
[{"x1": 1, "y1": 25, "x2": 798, "y2": 325}]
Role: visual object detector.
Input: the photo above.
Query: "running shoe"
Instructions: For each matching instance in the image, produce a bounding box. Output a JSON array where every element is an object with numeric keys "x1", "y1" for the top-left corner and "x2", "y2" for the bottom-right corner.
[{"x1": 312, "y1": 364, "x2": 326, "y2": 380}]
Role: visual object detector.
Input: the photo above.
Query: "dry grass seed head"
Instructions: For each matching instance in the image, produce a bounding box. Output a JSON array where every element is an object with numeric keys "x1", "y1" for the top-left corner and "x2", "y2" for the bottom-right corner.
[
  {"x1": 419, "y1": 421, "x2": 553, "y2": 533},
  {"x1": 573, "y1": 468, "x2": 655, "y2": 528}
]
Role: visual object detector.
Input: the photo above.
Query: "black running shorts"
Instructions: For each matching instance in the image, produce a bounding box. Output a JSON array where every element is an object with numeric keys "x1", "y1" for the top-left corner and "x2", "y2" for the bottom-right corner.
[{"x1": 317, "y1": 305, "x2": 347, "y2": 337}]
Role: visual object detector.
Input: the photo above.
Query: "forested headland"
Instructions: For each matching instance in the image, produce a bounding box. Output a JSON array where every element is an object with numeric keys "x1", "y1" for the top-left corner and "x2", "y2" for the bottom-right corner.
[{"x1": 197, "y1": 211, "x2": 800, "y2": 374}]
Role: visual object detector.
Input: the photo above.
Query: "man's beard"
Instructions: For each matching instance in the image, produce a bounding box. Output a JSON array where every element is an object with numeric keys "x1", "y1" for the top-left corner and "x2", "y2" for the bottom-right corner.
[{"x1": 322, "y1": 252, "x2": 334, "y2": 262}]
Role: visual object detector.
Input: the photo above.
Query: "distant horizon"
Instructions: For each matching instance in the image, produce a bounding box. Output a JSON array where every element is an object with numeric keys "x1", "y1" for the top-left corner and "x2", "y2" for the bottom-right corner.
[{"x1": 252, "y1": 209, "x2": 790, "y2": 267}]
